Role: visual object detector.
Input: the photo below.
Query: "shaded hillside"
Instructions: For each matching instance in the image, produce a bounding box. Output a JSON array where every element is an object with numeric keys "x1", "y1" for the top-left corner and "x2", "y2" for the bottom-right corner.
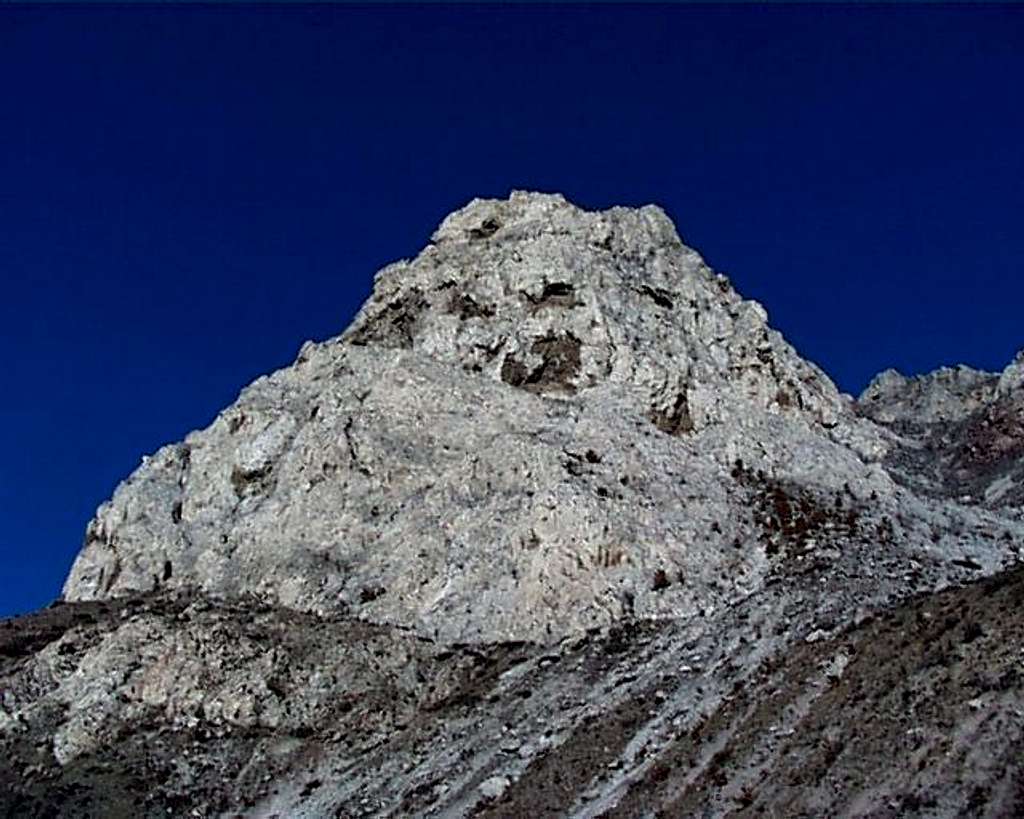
[{"x1": 2, "y1": 566, "x2": 1022, "y2": 818}]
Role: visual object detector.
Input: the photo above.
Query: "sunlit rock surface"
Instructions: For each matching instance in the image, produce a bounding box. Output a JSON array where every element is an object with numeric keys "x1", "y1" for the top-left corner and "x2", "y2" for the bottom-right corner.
[
  {"x1": 3, "y1": 193, "x2": 1022, "y2": 817},
  {"x1": 62, "y1": 192, "x2": 1008, "y2": 644}
]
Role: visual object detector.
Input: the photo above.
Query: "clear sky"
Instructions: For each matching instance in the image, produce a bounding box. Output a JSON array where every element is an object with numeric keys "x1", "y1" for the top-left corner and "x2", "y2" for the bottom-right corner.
[{"x1": 2, "y1": 4, "x2": 1022, "y2": 617}]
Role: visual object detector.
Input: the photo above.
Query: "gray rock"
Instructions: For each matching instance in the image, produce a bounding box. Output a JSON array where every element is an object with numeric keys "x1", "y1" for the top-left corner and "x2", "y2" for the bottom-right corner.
[
  {"x1": 66, "y1": 191, "x2": 1001, "y2": 646},
  {"x1": 4, "y1": 566, "x2": 1024, "y2": 817},
  {"x1": 4, "y1": 191, "x2": 1022, "y2": 817},
  {"x1": 859, "y1": 364, "x2": 999, "y2": 427},
  {"x1": 998, "y1": 348, "x2": 1024, "y2": 396},
  {"x1": 857, "y1": 350, "x2": 1024, "y2": 513},
  {"x1": 479, "y1": 775, "x2": 511, "y2": 800}
]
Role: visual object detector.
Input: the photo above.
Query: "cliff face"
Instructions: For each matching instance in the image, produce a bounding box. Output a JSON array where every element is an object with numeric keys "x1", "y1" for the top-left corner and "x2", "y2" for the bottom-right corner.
[
  {"x1": 58, "y1": 192, "x2": 1011, "y2": 644},
  {"x1": 3, "y1": 193, "x2": 1023, "y2": 817}
]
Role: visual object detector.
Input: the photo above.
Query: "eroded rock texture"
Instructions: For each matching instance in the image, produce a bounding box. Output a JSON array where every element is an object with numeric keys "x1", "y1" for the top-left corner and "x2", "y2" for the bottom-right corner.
[
  {"x1": 859, "y1": 358, "x2": 1024, "y2": 512},
  {"x1": 3, "y1": 192, "x2": 1022, "y2": 817}
]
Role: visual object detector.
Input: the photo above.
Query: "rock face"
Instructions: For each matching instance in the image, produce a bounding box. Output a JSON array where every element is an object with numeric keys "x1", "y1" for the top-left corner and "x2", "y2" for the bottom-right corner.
[
  {"x1": 59, "y1": 192, "x2": 1000, "y2": 644},
  {"x1": 858, "y1": 356, "x2": 1024, "y2": 513},
  {"x1": 3, "y1": 192, "x2": 1023, "y2": 817}
]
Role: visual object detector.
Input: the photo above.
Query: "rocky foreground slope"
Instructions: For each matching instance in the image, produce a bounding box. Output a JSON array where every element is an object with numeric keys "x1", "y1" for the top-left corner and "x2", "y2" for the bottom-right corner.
[{"x1": 2, "y1": 192, "x2": 1022, "y2": 817}]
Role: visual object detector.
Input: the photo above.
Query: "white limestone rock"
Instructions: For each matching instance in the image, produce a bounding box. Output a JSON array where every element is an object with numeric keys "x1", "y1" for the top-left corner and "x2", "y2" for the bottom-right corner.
[
  {"x1": 62, "y1": 192, "x2": 1013, "y2": 644},
  {"x1": 859, "y1": 365, "x2": 999, "y2": 426}
]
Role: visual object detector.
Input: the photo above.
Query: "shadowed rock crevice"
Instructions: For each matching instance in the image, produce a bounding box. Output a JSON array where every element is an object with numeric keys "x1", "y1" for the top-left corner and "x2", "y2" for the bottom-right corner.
[
  {"x1": 638, "y1": 284, "x2": 674, "y2": 310},
  {"x1": 447, "y1": 292, "x2": 496, "y2": 320},
  {"x1": 229, "y1": 463, "x2": 274, "y2": 498},
  {"x1": 348, "y1": 289, "x2": 429, "y2": 348},
  {"x1": 524, "y1": 281, "x2": 581, "y2": 312},
  {"x1": 500, "y1": 332, "x2": 582, "y2": 394},
  {"x1": 468, "y1": 217, "x2": 501, "y2": 239},
  {"x1": 649, "y1": 390, "x2": 694, "y2": 436}
]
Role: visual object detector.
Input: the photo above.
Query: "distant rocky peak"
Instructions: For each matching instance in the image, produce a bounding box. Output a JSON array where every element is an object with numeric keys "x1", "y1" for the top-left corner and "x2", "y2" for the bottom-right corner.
[
  {"x1": 859, "y1": 349, "x2": 1024, "y2": 430},
  {"x1": 858, "y1": 365, "x2": 998, "y2": 427},
  {"x1": 344, "y1": 191, "x2": 846, "y2": 434},
  {"x1": 855, "y1": 351, "x2": 1024, "y2": 512}
]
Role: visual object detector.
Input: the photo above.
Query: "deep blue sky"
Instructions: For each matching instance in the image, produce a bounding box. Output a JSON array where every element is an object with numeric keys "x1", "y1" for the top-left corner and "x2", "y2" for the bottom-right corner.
[{"x1": 2, "y1": 4, "x2": 1022, "y2": 617}]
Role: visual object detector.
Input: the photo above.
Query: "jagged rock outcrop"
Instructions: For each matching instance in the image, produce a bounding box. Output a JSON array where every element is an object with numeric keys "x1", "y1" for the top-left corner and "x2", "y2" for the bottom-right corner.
[
  {"x1": 858, "y1": 366, "x2": 1000, "y2": 428},
  {"x1": 998, "y1": 350, "x2": 1024, "y2": 396},
  {"x1": 858, "y1": 353, "x2": 1024, "y2": 514},
  {"x1": 61, "y1": 193, "x2": 1008, "y2": 645},
  {"x1": 3, "y1": 192, "x2": 1022, "y2": 818}
]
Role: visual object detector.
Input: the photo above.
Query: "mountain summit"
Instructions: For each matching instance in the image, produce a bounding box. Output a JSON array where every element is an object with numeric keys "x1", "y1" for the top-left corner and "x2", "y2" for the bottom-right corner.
[
  {"x1": 62, "y1": 193, "x2": 916, "y2": 643},
  {"x1": 5, "y1": 193, "x2": 1023, "y2": 817}
]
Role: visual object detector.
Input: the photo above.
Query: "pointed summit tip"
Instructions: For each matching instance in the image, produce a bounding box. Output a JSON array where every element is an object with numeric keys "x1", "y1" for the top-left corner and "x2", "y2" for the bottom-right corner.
[
  {"x1": 430, "y1": 190, "x2": 683, "y2": 250},
  {"x1": 342, "y1": 189, "x2": 847, "y2": 436}
]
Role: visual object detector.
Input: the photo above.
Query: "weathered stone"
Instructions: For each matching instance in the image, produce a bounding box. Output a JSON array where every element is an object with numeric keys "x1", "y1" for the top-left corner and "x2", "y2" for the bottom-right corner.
[
  {"x1": 61, "y1": 193, "x2": 1019, "y2": 646},
  {"x1": 478, "y1": 775, "x2": 510, "y2": 800},
  {"x1": 998, "y1": 348, "x2": 1024, "y2": 395},
  {"x1": 4, "y1": 192, "x2": 1024, "y2": 817},
  {"x1": 857, "y1": 351, "x2": 1024, "y2": 512}
]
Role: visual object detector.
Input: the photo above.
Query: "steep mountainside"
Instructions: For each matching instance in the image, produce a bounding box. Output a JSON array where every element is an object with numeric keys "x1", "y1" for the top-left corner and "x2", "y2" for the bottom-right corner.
[
  {"x1": 2, "y1": 193, "x2": 1022, "y2": 818},
  {"x1": 5, "y1": 566, "x2": 1023, "y2": 818}
]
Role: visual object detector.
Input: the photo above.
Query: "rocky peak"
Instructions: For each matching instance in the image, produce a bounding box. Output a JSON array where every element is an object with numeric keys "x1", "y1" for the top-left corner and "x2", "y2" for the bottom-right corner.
[
  {"x1": 858, "y1": 349, "x2": 1024, "y2": 430},
  {"x1": 858, "y1": 364, "x2": 999, "y2": 428},
  {"x1": 6, "y1": 193, "x2": 1023, "y2": 818},
  {"x1": 344, "y1": 191, "x2": 846, "y2": 434},
  {"x1": 857, "y1": 352, "x2": 1024, "y2": 512},
  {"x1": 60, "y1": 193, "x2": 1013, "y2": 646}
]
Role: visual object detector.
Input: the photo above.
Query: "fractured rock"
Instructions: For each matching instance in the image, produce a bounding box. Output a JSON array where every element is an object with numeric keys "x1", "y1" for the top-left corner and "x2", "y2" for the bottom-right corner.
[
  {"x1": 61, "y1": 192, "x2": 1018, "y2": 645},
  {"x1": 3, "y1": 191, "x2": 1023, "y2": 818}
]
